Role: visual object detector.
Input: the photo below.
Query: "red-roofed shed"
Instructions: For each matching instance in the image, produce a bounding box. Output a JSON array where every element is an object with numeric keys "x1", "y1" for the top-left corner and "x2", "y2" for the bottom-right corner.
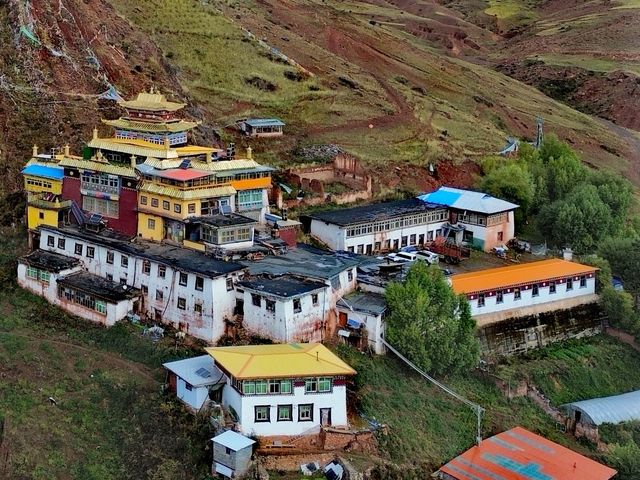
[{"x1": 436, "y1": 427, "x2": 616, "y2": 480}]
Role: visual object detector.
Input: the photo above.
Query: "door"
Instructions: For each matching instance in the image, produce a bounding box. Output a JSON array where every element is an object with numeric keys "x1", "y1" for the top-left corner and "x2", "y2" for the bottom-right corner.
[
  {"x1": 320, "y1": 408, "x2": 332, "y2": 427},
  {"x1": 339, "y1": 311, "x2": 348, "y2": 327}
]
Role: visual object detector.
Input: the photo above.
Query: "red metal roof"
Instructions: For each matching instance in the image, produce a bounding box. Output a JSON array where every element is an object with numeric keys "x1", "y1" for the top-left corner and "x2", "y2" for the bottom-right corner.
[
  {"x1": 155, "y1": 169, "x2": 211, "y2": 181},
  {"x1": 438, "y1": 427, "x2": 616, "y2": 480}
]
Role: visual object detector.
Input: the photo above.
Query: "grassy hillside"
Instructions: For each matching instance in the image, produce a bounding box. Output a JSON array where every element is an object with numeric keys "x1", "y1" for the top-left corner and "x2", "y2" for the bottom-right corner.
[{"x1": 105, "y1": 0, "x2": 637, "y2": 183}]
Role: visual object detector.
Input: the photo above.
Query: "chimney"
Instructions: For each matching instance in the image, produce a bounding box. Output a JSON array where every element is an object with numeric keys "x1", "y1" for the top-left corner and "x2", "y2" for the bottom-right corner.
[
  {"x1": 206, "y1": 151, "x2": 212, "y2": 164},
  {"x1": 164, "y1": 137, "x2": 170, "y2": 150},
  {"x1": 64, "y1": 144, "x2": 70, "y2": 157},
  {"x1": 130, "y1": 155, "x2": 137, "y2": 169},
  {"x1": 92, "y1": 127, "x2": 98, "y2": 140},
  {"x1": 32, "y1": 145, "x2": 38, "y2": 157},
  {"x1": 246, "y1": 146, "x2": 252, "y2": 159}
]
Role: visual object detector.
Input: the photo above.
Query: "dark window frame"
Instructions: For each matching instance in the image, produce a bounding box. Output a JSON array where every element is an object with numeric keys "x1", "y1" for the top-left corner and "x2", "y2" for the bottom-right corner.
[
  {"x1": 298, "y1": 403, "x2": 314, "y2": 422},
  {"x1": 254, "y1": 405, "x2": 271, "y2": 423},
  {"x1": 195, "y1": 276, "x2": 204, "y2": 291},
  {"x1": 179, "y1": 272, "x2": 188, "y2": 286},
  {"x1": 277, "y1": 404, "x2": 293, "y2": 422},
  {"x1": 74, "y1": 243, "x2": 83, "y2": 255}
]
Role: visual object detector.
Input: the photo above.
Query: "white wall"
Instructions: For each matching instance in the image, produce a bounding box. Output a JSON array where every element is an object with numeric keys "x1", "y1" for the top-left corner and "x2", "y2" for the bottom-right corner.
[
  {"x1": 176, "y1": 377, "x2": 209, "y2": 410},
  {"x1": 336, "y1": 307, "x2": 385, "y2": 354},
  {"x1": 38, "y1": 228, "x2": 241, "y2": 342},
  {"x1": 468, "y1": 276, "x2": 596, "y2": 317},
  {"x1": 241, "y1": 288, "x2": 329, "y2": 343},
  {"x1": 221, "y1": 378, "x2": 348, "y2": 437}
]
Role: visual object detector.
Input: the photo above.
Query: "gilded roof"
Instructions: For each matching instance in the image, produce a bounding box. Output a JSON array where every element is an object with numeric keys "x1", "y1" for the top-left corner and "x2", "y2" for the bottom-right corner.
[
  {"x1": 205, "y1": 343, "x2": 356, "y2": 379},
  {"x1": 86, "y1": 138, "x2": 180, "y2": 159},
  {"x1": 118, "y1": 92, "x2": 185, "y2": 112},
  {"x1": 138, "y1": 182, "x2": 236, "y2": 200},
  {"x1": 57, "y1": 157, "x2": 136, "y2": 177},
  {"x1": 102, "y1": 118, "x2": 199, "y2": 133}
]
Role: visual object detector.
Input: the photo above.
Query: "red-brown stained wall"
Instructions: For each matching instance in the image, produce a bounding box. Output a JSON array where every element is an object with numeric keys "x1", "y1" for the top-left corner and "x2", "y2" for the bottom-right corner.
[
  {"x1": 62, "y1": 175, "x2": 82, "y2": 205},
  {"x1": 279, "y1": 226, "x2": 298, "y2": 248}
]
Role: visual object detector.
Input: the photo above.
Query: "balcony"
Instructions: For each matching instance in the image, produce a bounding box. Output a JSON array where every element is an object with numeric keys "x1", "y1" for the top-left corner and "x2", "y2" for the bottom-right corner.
[
  {"x1": 80, "y1": 181, "x2": 120, "y2": 197},
  {"x1": 28, "y1": 198, "x2": 72, "y2": 210}
]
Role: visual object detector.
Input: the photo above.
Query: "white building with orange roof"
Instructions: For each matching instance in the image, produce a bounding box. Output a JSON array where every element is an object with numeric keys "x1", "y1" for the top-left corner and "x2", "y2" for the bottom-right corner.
[
  {"x1": 450, "y1": 258, "x2": 598, "y2": 325},
  {"x1": 204, "y1": 343, "x2": 356, "y2": 437}
]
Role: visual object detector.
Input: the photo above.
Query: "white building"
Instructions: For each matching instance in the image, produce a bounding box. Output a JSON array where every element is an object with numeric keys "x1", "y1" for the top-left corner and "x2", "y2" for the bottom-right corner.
[
  {"x1": 36, "y1": 225, "x2": 245, "y2": 342},
  {"x1": 238, "y1": 276, "x2": 330, "y2": 343},
  {"x1": 205, "y1": 343, "x2": 356, "y2": 437},
  {"x1": 418, "y1": 186, "x2": 518, "y2": 252},
  {"x1": 451, "y1": 258, "x2": 598, "y2": 326},
  {"x1": 337, "y1": 291, "x2": 387, "y2": 354},
  {"x1": 212, "y1": 430, "x2": 255, "y2": 479},
  {"x1": 163, "y1": 355, "x2": 226, "y2": 411},
  {"x1": 308, "y1": 198, "x2": 449, "y2": 254},
  {"x1": 17, "y1": 250, "x2": 140, "y2": 326}
]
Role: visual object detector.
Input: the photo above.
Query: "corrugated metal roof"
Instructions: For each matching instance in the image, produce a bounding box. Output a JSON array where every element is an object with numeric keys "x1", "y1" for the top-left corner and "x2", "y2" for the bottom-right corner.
[
  {"x1": 418, "y1": 186, "x2": 519, "y2": 214},
  {"x1": 102, "y1": 118, "x2": 199, "y2": 132},
  {"x1": 118, "y1": 92, "x2": 185, "y2": 112},
  {"x1": 162, "y1": 355, "x2": 224, "y2": 387},
  {"x1": 438, "y1": 426, "x2": 616, "y2": 480},
  {"x1": 22, "y1": 164, "x2": 64, "y2": 180},
  {"x1": 139, "y1": 182, "x2": 236, "y2": 200},
  {"x1": 212, "y1": 430, "x2": 255, "y2": 451},
  {"x1": 244, "y1": 118, "x2": 285, "y2": 127},
  {"x1": 450, "y1": 259, "x2": 596, "y2": 295},
  {"x1": 155, "y1": 169, "x2": 212, "y2": 181},
  {"x1": 205, "y1": 343, "x2": 356, "y2": 379},
  {"x1": 58, "y1": 157, "x2": 136, "y2": 177},
  {"x1": 562, "y1": 390, "x2": 640, "y2": 426},
  {"x1": 337, "y1": 291, "x2": 387, "y2": 316},
  {"x1": 86, "y1": 138, "x2": 180, "y2": 159}
]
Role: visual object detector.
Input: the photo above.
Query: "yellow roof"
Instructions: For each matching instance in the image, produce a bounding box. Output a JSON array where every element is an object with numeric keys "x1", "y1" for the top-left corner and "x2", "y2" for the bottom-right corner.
[
  {"x1": 205, "y1": 343, "x2": 356, "y2": 379},
  {"x1": 102, "y1": 118, "x2": 199, "y2": 133},
  {"x1": 118, "y1": 92, "x2": 186, "y2": 112},
  {"x1": 175, "y1": 145, "x2": 223, "y2": 155},
  {"x1": 138, "y1": 182, "x2": 236, "y2": 200},
  {"x1": 451, "y1": 259, "x2": 597, "y2": 295},
  {"x1": 57, "y1": 157, "x2": 136, "y2": 177},
  {"x1": 86, "y1": 138, "x2": 180, "y2": 159},
  {"x1": 190, "y1": 159, "x2": 264, "y2": 172}
]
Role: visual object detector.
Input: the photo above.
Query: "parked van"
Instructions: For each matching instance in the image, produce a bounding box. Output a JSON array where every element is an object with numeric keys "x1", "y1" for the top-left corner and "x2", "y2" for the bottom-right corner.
[
  {"x1": 415, "y1": 250, "x2": 440, "y2": 265},
  {"x1": 386, "y1": 251, "x2": 417, "y2": 263}
]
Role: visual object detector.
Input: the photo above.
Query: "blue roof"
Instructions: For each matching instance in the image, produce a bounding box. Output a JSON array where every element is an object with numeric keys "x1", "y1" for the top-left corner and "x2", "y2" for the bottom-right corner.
[
  {"x1": 244, "y1": 118, "x2": 285, "y2": 127},
  {"x1": 418, "y1": 186, "x2": 519, "y2": 214},
  {"x1": 22, "y1": 164, "x2": 64, "y2": 180},
  {"x1": 562, "y1": 390, "x2": 640, "y2": 426},
  {"x1": 421, "y1": 189, "x2": 462, "y2": 206}
]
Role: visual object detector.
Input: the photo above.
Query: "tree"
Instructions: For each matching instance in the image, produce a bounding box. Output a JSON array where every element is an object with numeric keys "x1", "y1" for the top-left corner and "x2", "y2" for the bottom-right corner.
[
  {"x1": 600, "y1": 237, "x2": 640, "y2": 306},
  {"x1": 480, "y1": 162, "x2": 535, "y2": 226},
  {"x1": 600, "y1": 287, "x2": 640, "y2": 334},
  {"x1": 385, "y1": 261, "x2": 480, "y2": 376},
  {"x1": 605, "y1": 442, "x2": 640, "y2": 480},
  {"x1": 588, "y1": 169, "x2": 634, "y2": 227},
  {"x1": 538, "y1": 184, "x2": 612, "y2": 252},
  {"x1": 581, "y1": 254, "x2": 613, "y2": 291}
]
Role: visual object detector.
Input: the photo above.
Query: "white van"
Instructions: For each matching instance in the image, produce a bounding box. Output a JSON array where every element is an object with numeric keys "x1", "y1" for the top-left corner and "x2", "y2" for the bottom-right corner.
[
  {"x1": 386, "y1": 251, "x2": 417, "y2": 263},
  {"x1": 415, "y1": 250, "x2": 440, "y2": 265}
]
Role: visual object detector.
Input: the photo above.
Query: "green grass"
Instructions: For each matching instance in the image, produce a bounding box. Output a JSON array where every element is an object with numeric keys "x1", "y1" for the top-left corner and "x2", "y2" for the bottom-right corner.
[
  {"x1": 531, "y1": 54, "x2": 640, "y2": 76},
  {"x1": 495, "y1": 336, "x2": 640, "y2": 405},
  {"x1": 485, "y1": 0, "x2": 528, "y2": 19}
]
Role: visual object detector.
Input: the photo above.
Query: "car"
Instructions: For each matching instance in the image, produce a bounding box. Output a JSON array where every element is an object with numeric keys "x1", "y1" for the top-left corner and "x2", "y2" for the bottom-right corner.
[
  {"x1": 386, "y1": 251, "x2": 417, "y2": 263},
  {"x1": 440, "y1": 267, "x2": 453, "y2": 276},
  {"x1": 507, "y1": 238, "x2": 531, "y2": 254},
  {"x1": 415, "y1": 250, "x2": 440, "y2": 265}
]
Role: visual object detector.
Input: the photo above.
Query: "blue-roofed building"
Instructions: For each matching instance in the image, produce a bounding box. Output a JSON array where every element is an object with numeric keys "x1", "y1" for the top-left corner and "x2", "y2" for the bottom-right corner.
[
  {"x1": 418, "y1": 186, "x2": 519, "y2": 252},
  {"x1": 562, "y1": 390, "x2": 640, "y2": 427},
  {"x1": 237, "y1": 118, "x2": 285, "y2": 137}
]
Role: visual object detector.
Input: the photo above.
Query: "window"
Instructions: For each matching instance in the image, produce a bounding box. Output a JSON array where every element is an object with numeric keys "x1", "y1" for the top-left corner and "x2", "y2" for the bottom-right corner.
[
  {"x1": 549, "y1": 281, "x2": 556, "y2": 294},
  {"x1": 514, "y1": 288, "x2": 521, "y2": 300},
  {"x1": 74, "y1": 243, "x2": 83, "y2": 255},
  {"x1": 293, "y1": 299, "x2": 301, "y2": 313},
  {"x1": 299, "y1": 404, "x2": 313, "y2": 422},
  {"x1": 121, "y1": 255, "x2": 128, "y2": 267},
  {"x1": 496, "y1": 290, "x2": 504, "y2": 304},
  {"x1": 277, "y1": 405, "x2": 292, "y2": 422},
  {"x1": 119, "y1": 278, "x2": 126, "y2": 286},
  {"x1": 95, "y1": 300, "x2": 107, "y2": 315},
  {"x1": 39, "y1": 271, "x2": 51, "y2": 284},
  {"x1": 532, "y1": 284, "x2": 539, "y2": 297},
  {"x1": 141, "y1": 285, "x2": 148, "y2": 295},
  {"x1": 27, "y1": 266, "x2": 38, "y2": 279},
  {"x1": 195, "y1": 276, "x2": 204, "y2": 291},
  {"x1": 82, "y1": 196, "x2": 119, "y2": 218},
  {"x1": 47, "y1": 235, "x2": 55, "y2": 247},
  {"x1": 148, "y1": 218, "x2": 156, "y2": 230},
  {"x1": 266, "y1": 299, "x2": 276, "y2": 312},
  {"x1": 185, "y1": 382, "x2": 193, "y2": 391},
  {"x1": 174, "y1": 204, "x2": 181, "y2": 213},
  {"x1": 409, "y1": 234, "x2": 416, "y2": 245},
  {"x1": 194, "y1": 303, "x2": 203, "y2": 314},
  {"x1": 477, "y1": 293, "x2": 485, "y2": 308},
  {"x1": 226, "y1": 277, "x2": 233, "y2": 291},
  {"x1": 243, "y1": 381, "x2": 256, "y2": 395},
  {"x1": 567, "y1": 278, "x2": 573, "y2": 291},
  {"x1": 179, "y1": 272, "x2": 188, "y2": 286},
  {"x1": 255, "y1": 406, "x2": 270, "y2": 423},
  {"x1": 177, "y1": 297, "x2": 186, "y2": 310},
  {"x1": 140, "y1": 196, "x2": 148, "y2": 205},
  {"x1": 106, "y1": 251, "x2": 114, "y2": 264},
  {"x1": 255, "y1": 380, "x2": 267, "y2": 395},
  {"x1": 106, "y1": 273, "x2": 113, "y2": 281},
  {"x1": 401, "y1": 236, "x2": 408, "y2": 247},
  {"x1": 158, "y1": 265, "x2": 166, "y2": 278},
  {"x1": 162, "y1": 200, "x2": 170, "y2": 211},
  {"x1": 281, "y1": 380, "x2": 292, "y2": 394},
  {"x1": 318, "y1": 377, "x2": 331, "y2": 392},
  {"x1": 580, "y1": 275, "x2": 587, "y2": 288},
  {"x1": 188, "y1": 203, "x2": 196, "y2": 214},
  {"x1": 252, "y1": 294, "x2": 261, "y2": 307},
  {"x1": 151, "y1": 198, "x2": 159, "y2": 208},
  {"x1": 156, "y1": 289, "x2": 164, "y2": 301},
  {"x1": 269, "y1": 380, "x2": 282, "y2": 394},
  {"x1": 305, "y1": 378, "x2": 317, "y2": 393},
  {"x1": 312, "y1": 293, "x2": 319, "y2": 306},
  {"x1": 348, "y1": 269, "x2": 354, "y2": 282},
  {"x1": 86, "y1": 246, "x2": 95, "y2": 259},
  {"x1": 38, "y1": 212, "x2": 44, "y2": 219},
  {"x1": 498, "y1": 231, "x2": 504, "y2": 241},
  {"x1": 57, "y1": 238, "x2": 65, "y2": 249}
]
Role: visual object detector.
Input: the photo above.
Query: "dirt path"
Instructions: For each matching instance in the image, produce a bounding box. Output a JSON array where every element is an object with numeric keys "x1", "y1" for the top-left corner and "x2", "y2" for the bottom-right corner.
[{"x1": 0, "y1": 330, "x2": 158, "y2": 383}]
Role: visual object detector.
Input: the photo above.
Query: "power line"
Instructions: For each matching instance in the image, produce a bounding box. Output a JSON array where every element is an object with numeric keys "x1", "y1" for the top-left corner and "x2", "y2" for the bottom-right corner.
[{"x1": 380, "y1": 337, "x2": 485, "y2": 445}]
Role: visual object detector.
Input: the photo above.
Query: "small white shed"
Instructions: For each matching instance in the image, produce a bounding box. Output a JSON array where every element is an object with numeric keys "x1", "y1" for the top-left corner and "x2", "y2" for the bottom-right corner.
[
  {"x1": 163, "y1": 355, "x2": 225, "y2": 411},
  {"x1": 212, "y1": 430, "x2": 256, "y2": 478}
]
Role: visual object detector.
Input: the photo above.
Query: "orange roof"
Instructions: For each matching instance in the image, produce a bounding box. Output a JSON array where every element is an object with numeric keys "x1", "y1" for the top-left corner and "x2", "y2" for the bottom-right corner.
[
  {"x1": 439, "y1": 426, "x2": 616, "y2": 480},
  {"x1": 450, "y1": 259, "x2": 596, "y2": 295}
]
